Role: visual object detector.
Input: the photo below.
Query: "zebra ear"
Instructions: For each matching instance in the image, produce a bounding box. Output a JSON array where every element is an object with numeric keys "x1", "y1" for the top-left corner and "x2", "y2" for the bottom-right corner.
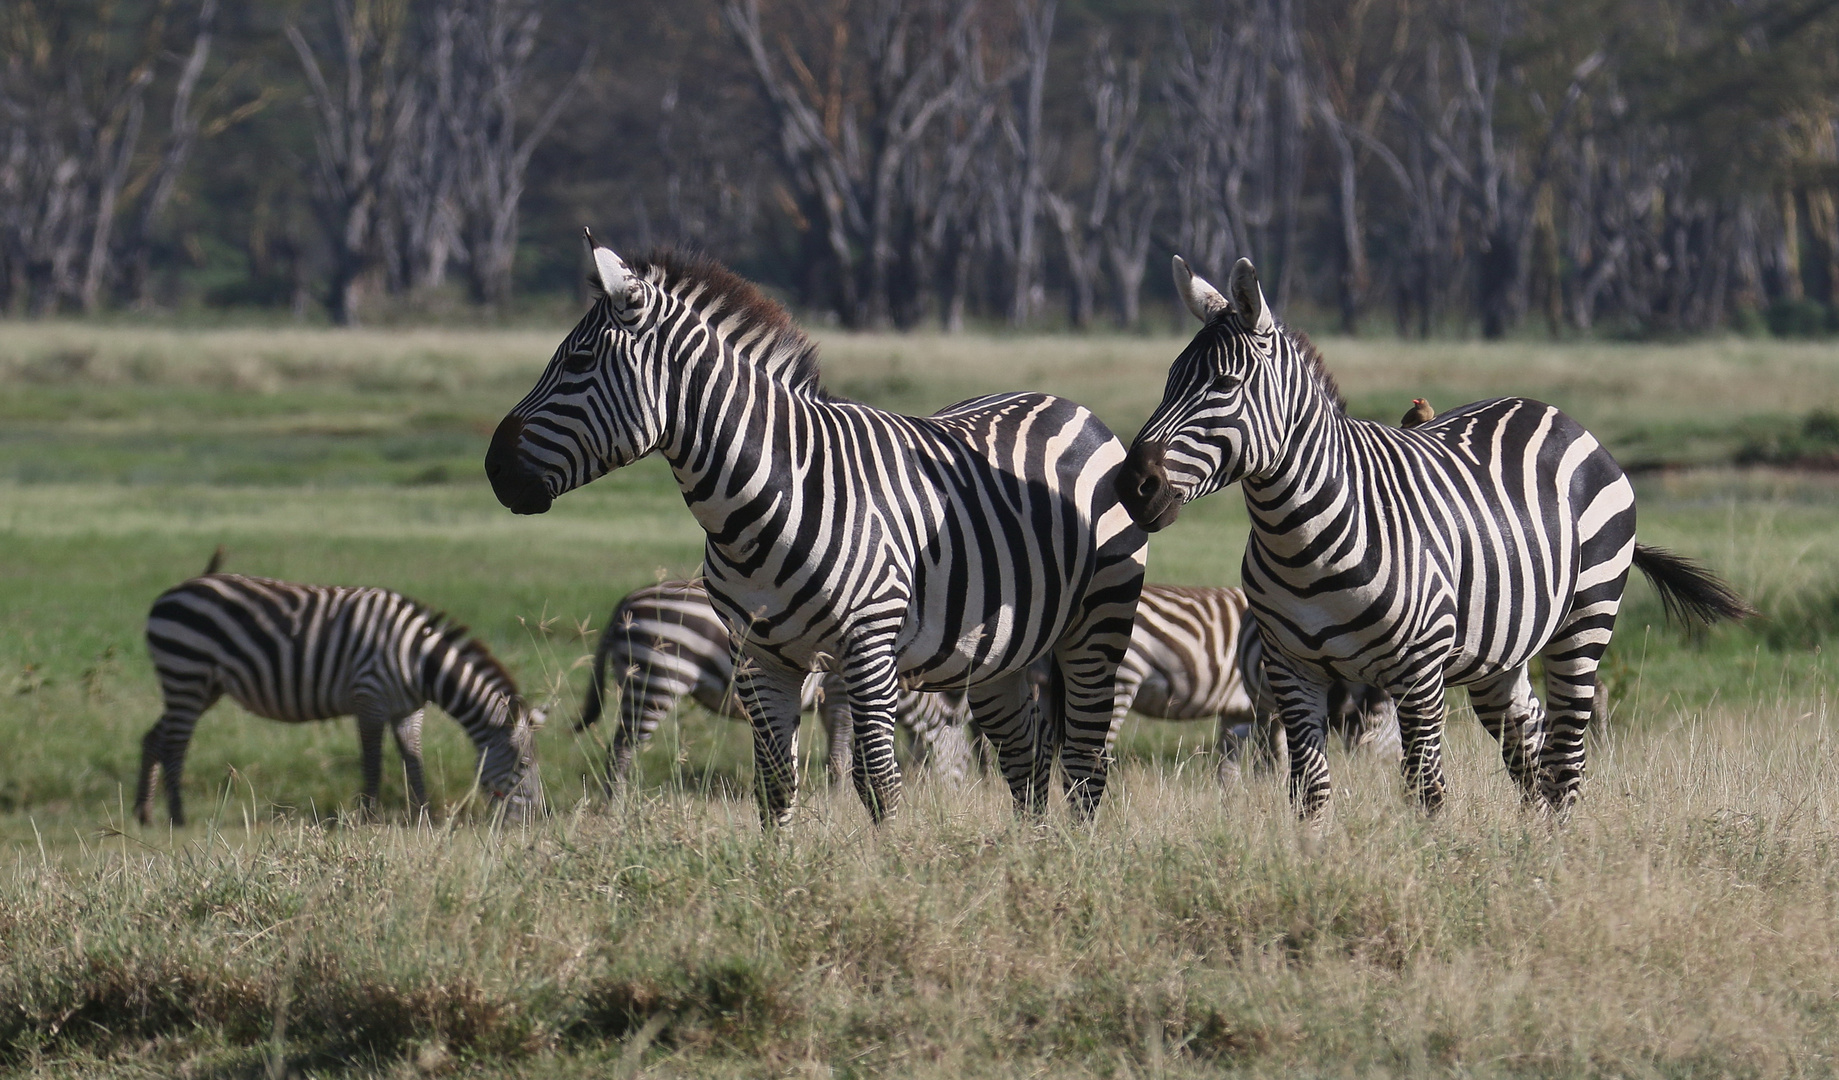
[
  {"x1": 1229, "y1": 257, "x2": 1273, "y2": 333},
  {"x1": 584, "y1": 232, "x2": 641, "y2": 315},
  {"x1": 1173, "y1": 255, "x2": 1229, "y2": 323}
]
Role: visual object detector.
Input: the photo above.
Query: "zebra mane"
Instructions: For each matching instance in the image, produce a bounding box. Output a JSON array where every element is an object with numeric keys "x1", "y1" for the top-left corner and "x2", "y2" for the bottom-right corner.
[
  {"x1": 1283, "y1": 327, "x2": 1346, "y2": 414},
  {"x1": 630, "y1": 249, "x2": 825, "y2": 396}
]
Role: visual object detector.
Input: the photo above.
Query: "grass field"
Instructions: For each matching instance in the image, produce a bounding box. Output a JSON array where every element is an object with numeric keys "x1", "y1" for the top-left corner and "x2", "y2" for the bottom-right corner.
[{"x1": 3, "y1": 321, "x2": 1839, "y2": 1076}]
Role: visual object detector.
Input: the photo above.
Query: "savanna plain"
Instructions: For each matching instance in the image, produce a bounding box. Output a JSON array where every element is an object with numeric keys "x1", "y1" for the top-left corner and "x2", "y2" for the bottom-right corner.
[{"x1": 5, "y1": 322, "x2": 1839, "y2": 1077}]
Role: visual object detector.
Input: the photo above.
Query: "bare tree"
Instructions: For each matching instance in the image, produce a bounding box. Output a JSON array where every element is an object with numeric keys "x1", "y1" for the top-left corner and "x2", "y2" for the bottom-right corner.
[
  {"x1": 442, "y1": 0, "x2": 591, "y2": 308},
  {"x1": 1046, "y1": 34, "x2": 1149, "y2": 328},
  {"x1": 118, "y1": 0, "x2": 224, "y2": 308},
  {"x1": 288, "y1": 0, "x2": 417, "y2": 324},
  {"x1": 377, "y1": 3, "x2": 459, "y2": 297},
  {"x1": 1163, "y1": 1, "x2": 1300, "y2": 289},
  {"x1": 1000, "y1": 0, "x2": 1054, "y2": 327},
  {"x1": 0, "y1": 3, "x2": 173, "y2": 314},
  {"x1": 726, "y1": 0, "x2": 978, "y2": 327}
]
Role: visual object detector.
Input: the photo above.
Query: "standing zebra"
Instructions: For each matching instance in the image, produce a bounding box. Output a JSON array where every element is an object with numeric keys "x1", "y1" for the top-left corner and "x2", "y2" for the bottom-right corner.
[
  {"x1": 486, "y1": 240, "x2": 1146, "y2": 826},
  {"x1": 140, "y1": 556, "x2": 543, "y2": 825},
  {"x1": 578, "y1": 579, "x2": 974, "y2": 785},
  {"x1": 1116, "y1": 256, "x2": 1750, "y2": 819}
]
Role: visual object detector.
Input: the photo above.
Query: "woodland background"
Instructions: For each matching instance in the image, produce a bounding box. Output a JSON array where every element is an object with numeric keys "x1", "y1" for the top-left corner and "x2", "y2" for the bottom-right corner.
[{"x1": 10, "y1": 0, "x2": 1839, "y2": 337}]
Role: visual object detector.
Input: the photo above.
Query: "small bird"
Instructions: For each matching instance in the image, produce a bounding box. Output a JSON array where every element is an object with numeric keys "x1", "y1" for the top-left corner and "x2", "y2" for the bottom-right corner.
[{"x1": 1400, "y1": 398, "x2": 1435, "y2": 428}]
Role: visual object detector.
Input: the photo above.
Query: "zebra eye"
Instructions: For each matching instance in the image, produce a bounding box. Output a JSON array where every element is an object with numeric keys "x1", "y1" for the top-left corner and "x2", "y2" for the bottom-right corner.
[
  {"x1": 1210, "y1": 373, "x2": 1239, "y2": 393},
  {"x1": 561, "y1": 348, "x2": 597, "y2": 374}
]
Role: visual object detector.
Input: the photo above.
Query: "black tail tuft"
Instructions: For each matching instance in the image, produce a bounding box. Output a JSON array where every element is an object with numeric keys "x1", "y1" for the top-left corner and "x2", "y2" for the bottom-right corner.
[
  {"x1": 575, "y1": 636, "x2": 609, "y2": 731},
  {"x1": 203, "y1": 545, "x2": 225, "y2": 576},
  {"x1": 1631, "y1": 543, "x2": 1755, "y2": 626}
]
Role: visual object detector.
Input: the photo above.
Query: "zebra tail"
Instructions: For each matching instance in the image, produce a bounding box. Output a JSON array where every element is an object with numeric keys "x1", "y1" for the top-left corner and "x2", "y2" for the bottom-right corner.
[
  {"x1": 203, "y1": 545, "x2": 225, "y2": 575},
  {"x1": 1631, "y1": 543, "x2": 1756, "y2": 627},
  {"x1": 1042, "y1": 659, "x2": 1067, "y2": 755},
  {"x1": 576, "y1": 637, "x2": 610, "y2": 731}
]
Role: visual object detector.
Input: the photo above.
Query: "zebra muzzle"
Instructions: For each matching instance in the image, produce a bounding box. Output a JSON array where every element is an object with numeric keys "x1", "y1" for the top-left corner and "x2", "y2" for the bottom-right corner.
[
  {"x1": 485, "y1": 414, "x2": 555, "y2": 515},
  {"x1": 1117, "y1": 440, "x2": 1182, "y2": 532}
]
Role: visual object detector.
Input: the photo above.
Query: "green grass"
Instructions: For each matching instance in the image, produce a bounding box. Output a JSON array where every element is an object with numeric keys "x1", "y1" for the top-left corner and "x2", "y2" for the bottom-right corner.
[{"x1": 3, "y1": 322, "x2": 1838, "y2": 1075}]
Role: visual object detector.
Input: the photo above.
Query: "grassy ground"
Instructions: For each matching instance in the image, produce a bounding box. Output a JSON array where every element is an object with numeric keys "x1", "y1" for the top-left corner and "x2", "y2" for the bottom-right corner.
[{"x1": 2, "y1": 322, "x2": 1837, "y2": 1075}]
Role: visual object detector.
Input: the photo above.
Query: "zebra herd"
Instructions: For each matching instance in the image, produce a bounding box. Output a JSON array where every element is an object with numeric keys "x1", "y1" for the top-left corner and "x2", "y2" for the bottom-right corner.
[{"x1": 135, "y1": 241, "x2": 1752, "y2": 830}]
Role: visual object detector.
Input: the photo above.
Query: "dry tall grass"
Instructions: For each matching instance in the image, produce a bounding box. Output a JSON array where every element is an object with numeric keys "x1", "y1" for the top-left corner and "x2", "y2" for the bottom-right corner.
[{"x1": 5, "y1": 702, "x2": 1837, "y2": 1077}]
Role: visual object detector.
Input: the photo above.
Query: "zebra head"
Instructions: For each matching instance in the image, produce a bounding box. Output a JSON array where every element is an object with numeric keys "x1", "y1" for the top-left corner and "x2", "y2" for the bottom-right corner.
[
  {"x1": 486, "y1": 233, "x2": 665, "y2": 515},
  {"x1": 1117, "y1": 256, "x2": 1287, "y2": 531},
  {"x1": 480, "y1": 695, "x2": 545, "y2": 817}
]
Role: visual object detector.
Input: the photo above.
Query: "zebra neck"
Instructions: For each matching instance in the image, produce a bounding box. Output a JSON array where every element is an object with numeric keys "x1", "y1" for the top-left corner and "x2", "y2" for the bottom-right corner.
[
  {"x1": 1240, "y1": 397, "x2": 1357, "y2": 559},
  {"x1": 659, "y1": 349, "x2": 817, "y2": 557},
  {"x1": 415, "y1": 633, "x2": 510, "y2": 735}
]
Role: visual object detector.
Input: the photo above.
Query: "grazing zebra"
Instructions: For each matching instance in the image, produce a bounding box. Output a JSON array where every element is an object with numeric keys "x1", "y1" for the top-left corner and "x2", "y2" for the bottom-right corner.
[
  {"x1": 1116, "y1": 256, "x2": 1751, "y2": 819},
  {"x1": 140, "y1": 556, "x2": 543, "y2": 825},
  {"x1": 1232, "y1": 614, "x2": 1401, "y2": 774},
  {"x1": 1085, "y1": 583, "x2": 1255, "y2": 761},
  {"x1": 578, "y1": 579, "x2": 974, "y2": 785},
  {"x1": 486, "y1": 240, "x2": 1146, "y2": 826}
]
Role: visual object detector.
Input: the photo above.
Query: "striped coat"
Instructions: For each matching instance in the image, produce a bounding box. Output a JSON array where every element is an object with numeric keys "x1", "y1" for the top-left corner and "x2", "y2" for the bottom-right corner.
[
  {"x1": 486, "y1": 243, "x2": 1145, "y2": 826},
  {"x1": 1118, "y1": 256, "x2": 1749, "y2": 819},
  {"x1": 140, "y1": 563, "x2": 542, "y2": 824}
]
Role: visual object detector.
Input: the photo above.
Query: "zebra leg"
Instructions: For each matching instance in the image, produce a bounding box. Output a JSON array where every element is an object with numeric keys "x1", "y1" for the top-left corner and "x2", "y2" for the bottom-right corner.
[
  {"x1": 1265, "y1": 659, "x2": 1334, "y2": 820},
  {"x1": 732, "y1": 650, "x2": 808, "y2": 828},
  {"x1": 392, "y1": 708, "x2": 430, "y2": 819},
  {"x1": 1392, "y1": 673, "x2": 1452, "y2": 813},
  {"x1": 836, "y1": 647, "x2": 905, "y2": 823},
  {"x1": 355, "y1": 710, "x2": 387, "y2": 821},
  {"x1": 137, "y1": 708, "x2": 204, "y2": 826},
  {"x1": 1536, "y1": 611, "x2": 1619, "y2": 815},
  {"x1": 1214, "y1": 710, "x2": 1256, "y2": 785},
  {"x1": 820, "y1": 679, "x2": 853, "y2": 788},
  {"x1": 968, "y1": 673, "x2": 1052, "y2": 815},
  {"x1": 607, "y1": 683, "x2": 675, "y2": 789},
  {"x1": 1467, "y1": 666, "x2": 1544, "y2": 802},
  {"x1": 1055, "y1": 576, "x2": 1144, "y2": 821},
  {"x1": 1104, "y1": 662, "x2": 1145, "y2": 759}
]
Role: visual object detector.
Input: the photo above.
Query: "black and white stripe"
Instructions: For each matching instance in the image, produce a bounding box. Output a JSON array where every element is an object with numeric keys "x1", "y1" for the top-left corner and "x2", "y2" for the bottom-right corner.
[
  {"x1": 1118, "y1": 256, "x2": 1750, "y2": 819},
  {"x1": 140, "y1": 564, "x2": 542, "y2": 824},
  {"x1": 1088, "y1": 583, "x2": 1396, "y2": 777},
  {"x1": 487, "y1": 242, "x2": 1147, "y2": 825},
  {"x1": 1233, "y1": 613, "x2": 1400, "y2": 775},
  {"x1": 578, "y1": 580, "x2": 973, "y2": 785}
]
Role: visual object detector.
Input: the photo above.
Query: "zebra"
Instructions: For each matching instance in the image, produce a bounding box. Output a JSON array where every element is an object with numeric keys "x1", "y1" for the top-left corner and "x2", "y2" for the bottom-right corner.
[
  {"x1": 577, "y1": 579, "x2": 975, "y2": 786},
  {"x1": 485, "y1": 240, "x2": 1147, "y2": 826},
  {"x1": 1079, "y1": 583, "x2": 1256, "y2": 765},
  {"x1": 139, "y1": 554, "x2": 543, "y2": 825},
  {"x1": 1054, "y1": 582, "x2": 1395, "y2": 778},
  {"x1": 1115, "y1": 256, "x2": 1751, "y2": 820}
]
